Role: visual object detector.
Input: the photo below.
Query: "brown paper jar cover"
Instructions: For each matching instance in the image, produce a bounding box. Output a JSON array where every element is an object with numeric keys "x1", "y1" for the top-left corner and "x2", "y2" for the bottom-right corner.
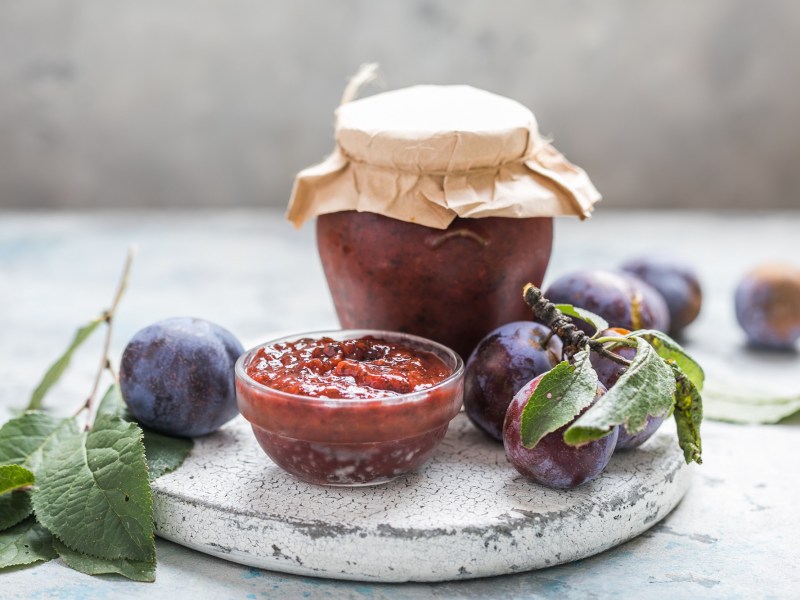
[{"x1": 286, "y1": 84, "x2": 601, "y2": 230}]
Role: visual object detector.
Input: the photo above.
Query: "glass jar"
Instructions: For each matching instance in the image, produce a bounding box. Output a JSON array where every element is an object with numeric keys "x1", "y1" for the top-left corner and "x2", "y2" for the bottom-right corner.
[
  {"x1": 236, "y1": 329, "x2": 464, "y2": 486},
  {"x1": 317, "y1": 211, "x2": 553, "y2": 358}
]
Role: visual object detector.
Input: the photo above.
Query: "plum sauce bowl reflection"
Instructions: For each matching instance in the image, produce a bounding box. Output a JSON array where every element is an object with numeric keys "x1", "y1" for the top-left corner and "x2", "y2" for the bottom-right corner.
[{"x1": 234, "y1": 330, "x2": 465, "y2": 486}]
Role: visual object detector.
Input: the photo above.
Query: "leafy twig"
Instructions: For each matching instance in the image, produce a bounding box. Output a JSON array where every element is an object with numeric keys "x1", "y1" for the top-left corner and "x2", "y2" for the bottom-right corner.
[
  {"x1": 26, "y1": 319, "x2": 104, "y2": 411},
  {"x1": 2, "y1": 245, "x2": 196, "y2": 582},
  {"x1": 523, "y1": 284, "x2": 632, "y2": 367},
  {"x1": 78, "y1": 245, "x2": 137, "y2": 430}
]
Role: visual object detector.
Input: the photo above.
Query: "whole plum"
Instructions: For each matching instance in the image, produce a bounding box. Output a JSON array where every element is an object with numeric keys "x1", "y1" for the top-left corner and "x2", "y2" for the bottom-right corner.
[
  {"x1": 590, "y1": 328, "x2": 664, "y2": 450},
  {"x1": 503, "y1": 375, "x2": 618, "y2": 489},
  {"x1": 735, "y1": 263, "x2": 800, "y2": 350},
  {"x1": 464, "y1": 322, "x2": 562, "y2": 442},
  {"x1": 543, "y1": 269, "x2": 670, "y2": 335},
  {"x1": 621, "y1": 257, "x2": 702, "y2": 336},
  {"x1": 120, "y1": 317, "x2": 244, "y2": 437}
]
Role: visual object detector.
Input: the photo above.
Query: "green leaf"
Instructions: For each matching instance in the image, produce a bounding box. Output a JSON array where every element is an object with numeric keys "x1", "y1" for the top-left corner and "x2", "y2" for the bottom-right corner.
[
  {"x1": 520, "y1": 349, "x2": 599, "y2": 449},
  {"x1": 627, "y1": 329, "x2": 705, "y2": 391},
  {"x1": 96, "y1": 384, "x2": 193, "y2": 480},
  {"x1": 0, "y1": 517, "x2": 57, "y2": 569},
  {"x1": 53, "y1": 538, "x2": 156, "y2": 582},
  {"x1": 703, "y1": 381, "x2": 800, "y2": 424},
  {"x1": 0, "y1": 493, "x2": 32, "y2": 532},
  {"x1": 96, "y1": 383, "x2": 131, "y2": 420},
  {"x1": 143, "y1": 429, "x2": 193, "y2": 481},
  {"x1": 0, "y1": 413, "x2": 71, "y2": 530},
  {"x1": 31, "y1": 414, "x2": 154, "y2": 562},
  {"x1": 0, "y1": 465, "x2": 34, "y2": 495},
  {"x1": 671, "y1": 363, "x2": 703, "y2": 464},
  {"x1": 27, "y1": 317, "x2": 105, "y2": 410},
  {"x1": 0, "y1": 412, "x2": 78, "y2": 472},
  {"x1": 565, "y1": 337, "x2": 677, "y2": 445},
  {"x1": 554, "y1": 303, "x2": 610, "y2": 333}
]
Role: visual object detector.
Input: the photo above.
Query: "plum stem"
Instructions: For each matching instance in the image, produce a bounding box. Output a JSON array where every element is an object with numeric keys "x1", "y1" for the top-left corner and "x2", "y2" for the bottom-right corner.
[
  {"x1": 593, "y1": 336, "x2": 638, "y2": 347},
  {"x1": 523, "y1": 284, "x2": 633, "y2": 367},
  {"x1": 79, "y1": 245, "x2": 137, "y2": 430}
]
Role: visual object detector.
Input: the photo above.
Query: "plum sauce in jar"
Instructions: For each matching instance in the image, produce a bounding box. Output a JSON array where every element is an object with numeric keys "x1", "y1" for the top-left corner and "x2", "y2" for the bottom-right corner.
[{"x1": 317, "y1": 212, "x2": 552, "y2": 359}]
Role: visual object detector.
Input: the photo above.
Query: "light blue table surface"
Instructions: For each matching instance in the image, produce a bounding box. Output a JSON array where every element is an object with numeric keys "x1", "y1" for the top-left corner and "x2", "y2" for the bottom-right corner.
[{"x1": 1, "y1": 210, "x2": 798, "y2": 599}]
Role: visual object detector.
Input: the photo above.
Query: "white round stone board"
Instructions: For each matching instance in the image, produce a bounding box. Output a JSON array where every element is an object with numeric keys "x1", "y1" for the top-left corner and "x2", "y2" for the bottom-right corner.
[{"x1": 151, "y1": 413, "x2": 690, "y2": 583}]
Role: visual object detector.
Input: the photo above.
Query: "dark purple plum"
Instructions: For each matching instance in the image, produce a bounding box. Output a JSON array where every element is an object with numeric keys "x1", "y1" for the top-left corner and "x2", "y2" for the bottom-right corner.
[
  {"x1": 120, "y1": 317, "x2": 244, "y2": 437},
  {"x1": 735, "y1": 263, "x2": 800, "y2": 350},
  {"x1": 543, "y1": 269, "x2": 670, "y2": 335},
  {"x1": 589, "y1": 329, "x2": 636, "y2": 391},
  {"x1": 621, "y1": 257, "x2": 702, "y2": 336},
  {"x1": 614, "y1": 417, "x2": 663, "y2": 450},
  {"x1": 590, "y1": 328, "x2": 663, "y2": 450},
  {"x1": 503, "y1": 375, "x2": 618, "y2": 489},
  {"x1": 464, "y1": 322, "x2": 562, "y2": 441}
]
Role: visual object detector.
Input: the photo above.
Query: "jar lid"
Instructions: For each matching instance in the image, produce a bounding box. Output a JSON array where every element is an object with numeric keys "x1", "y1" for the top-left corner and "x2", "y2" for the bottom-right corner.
[
  {"x1": 336, "y1": 85, "x2": 536, "y2": 173},
  {"x1": 287, "y1": 80, "x2": 601, "y2": 229}
]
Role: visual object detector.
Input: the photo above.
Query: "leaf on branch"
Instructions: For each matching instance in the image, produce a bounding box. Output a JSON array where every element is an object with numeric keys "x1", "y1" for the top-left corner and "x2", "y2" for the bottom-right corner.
[
  {"x1": 0, "y1": 412, "x2": 78, "y2": 472},
  {"x1": 0, "y1": 463, "x2": 35, "y2": 532},
  {"x1": 0, "y1": 414, "x2": 70, "y2": 532},
  {"x1": 627, "y1": 329, "x2": 705, "y2": 391},
  {"x1": 96, "y1": 383, "x2": 193, "y2": 480},
  {"x1": 0, "y1": 465, "x2": 34, "y2": 495},
  {"x1": 142, "y1": 429, "x2": 193, "y2": 481},
  {"x1": 0, "y1": 493, "x2": 32, "y2": 532},
  {"x1": 671, "y1": 363, "x2": 703, "y2": 464},
  {"x1": 0, "y1": 518, "x2": 57, "y2": 569},
  {"x1": 96, "y1": 383, "x2": 131, "y2": 420},
  {"x1": 31, "y1": 414, "x2": 155, "y2": 562},
  {"x1": 53, "y1": 538, "x2": 156, "y2": 582},
  {"x1": 520, "y1": 349, "x2": 599, "y2": 449},
  {"x1": 553, "y1": 303, "x2": 609, "y2": 334},
  {"x1": 26, "y1": 317, "x2": 105, "y2": 411},
  {"x1": 565, "y1": 337, "x2": 677, "y2": 445}
]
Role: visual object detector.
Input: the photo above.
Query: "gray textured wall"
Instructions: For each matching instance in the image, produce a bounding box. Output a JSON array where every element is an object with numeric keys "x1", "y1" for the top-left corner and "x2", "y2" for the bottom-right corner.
[{"x1": 1, "y1": 0, "x2": 799, "y2": 211}]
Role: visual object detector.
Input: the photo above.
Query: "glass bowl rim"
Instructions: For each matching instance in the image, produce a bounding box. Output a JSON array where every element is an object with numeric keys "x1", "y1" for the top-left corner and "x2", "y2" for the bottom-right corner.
[{"x1": 235, "y1": 328, "x2": 465, "y2": 408}]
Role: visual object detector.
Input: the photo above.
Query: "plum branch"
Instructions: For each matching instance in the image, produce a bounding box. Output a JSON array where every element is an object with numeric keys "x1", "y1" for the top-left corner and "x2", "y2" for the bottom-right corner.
[
  {"x1": 523, "y1": 284, "x2": 632, "y2": 367},
  {"x1": 77, "y1": 245, "x2": 137, "y2": 430}
]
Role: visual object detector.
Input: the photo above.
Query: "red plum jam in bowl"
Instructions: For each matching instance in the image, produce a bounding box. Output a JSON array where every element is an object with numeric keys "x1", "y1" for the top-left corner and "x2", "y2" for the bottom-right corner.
[{"x1": 235, "y1": 330, "x2": 465, "y2": 486}]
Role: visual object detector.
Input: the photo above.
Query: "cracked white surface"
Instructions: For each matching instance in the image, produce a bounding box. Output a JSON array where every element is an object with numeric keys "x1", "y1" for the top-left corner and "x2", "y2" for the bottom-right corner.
[{"x1": 152, "y1": 413, "x2": 689, "y2": 582}]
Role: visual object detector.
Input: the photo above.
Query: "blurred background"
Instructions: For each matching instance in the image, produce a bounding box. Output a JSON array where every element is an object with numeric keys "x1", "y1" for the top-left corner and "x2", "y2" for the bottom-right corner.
[{"x1": 1, "y1": 0, "x2": 799, "y2": 211}]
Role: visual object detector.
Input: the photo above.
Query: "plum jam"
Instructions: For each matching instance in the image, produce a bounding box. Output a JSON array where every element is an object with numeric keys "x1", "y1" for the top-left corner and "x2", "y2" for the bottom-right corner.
[
  {"x1": 246, "y1": 336, "x2": 451, "y2": 399},
  {"x1": 236, "y1": 330, "x2": 464, "y2": 486}
]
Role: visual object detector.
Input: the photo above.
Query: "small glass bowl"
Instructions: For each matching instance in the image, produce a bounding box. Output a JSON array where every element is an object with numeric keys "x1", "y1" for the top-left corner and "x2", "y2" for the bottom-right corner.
[{"x1": 235, "y1": 329, "x2": 465, "y2": 486}]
